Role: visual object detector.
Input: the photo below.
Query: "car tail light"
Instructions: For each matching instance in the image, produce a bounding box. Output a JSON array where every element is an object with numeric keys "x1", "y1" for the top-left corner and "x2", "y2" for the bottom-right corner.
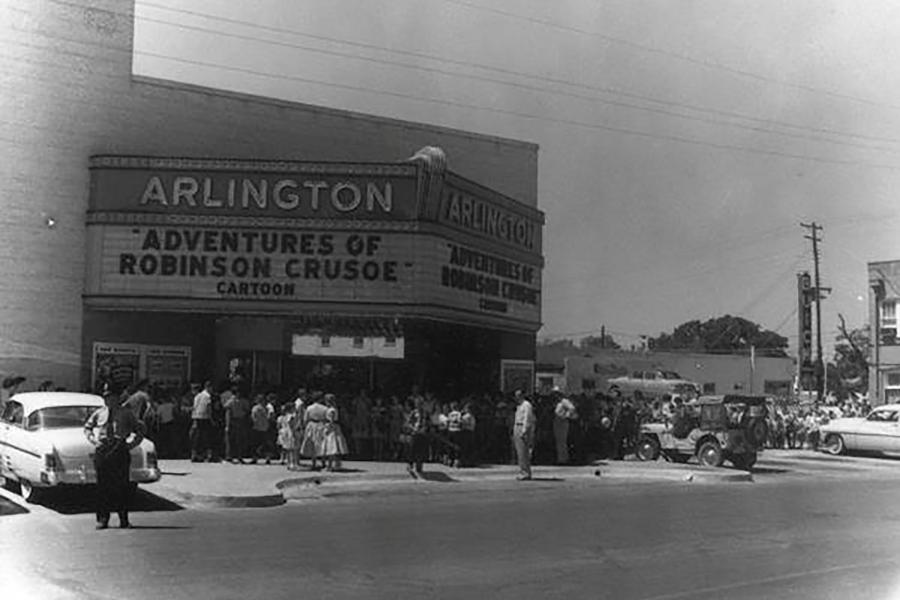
[
  {"x1": 44, "y1": 451, "x2": 60, "y2": 471},
  {"x1": 147, "y1": 451, "x2": 158, "y2": 470}
]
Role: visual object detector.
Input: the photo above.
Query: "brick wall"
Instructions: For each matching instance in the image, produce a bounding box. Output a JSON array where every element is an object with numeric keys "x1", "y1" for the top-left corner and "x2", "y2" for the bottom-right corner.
[{"x1": 0, "y1": 0, "x2": 539, "y2": 390}]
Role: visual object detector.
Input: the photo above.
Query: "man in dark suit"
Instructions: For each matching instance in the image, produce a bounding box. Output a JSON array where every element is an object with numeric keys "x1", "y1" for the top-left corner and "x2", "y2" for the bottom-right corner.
[{"x1": 85, "y1": 388, "x2": 144, "y2": 529}]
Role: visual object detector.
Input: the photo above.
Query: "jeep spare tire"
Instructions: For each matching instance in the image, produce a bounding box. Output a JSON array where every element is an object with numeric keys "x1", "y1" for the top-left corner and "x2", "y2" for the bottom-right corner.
[
  {"x1": 745, "y1": 418, "x2": 768, "y2": 447},
  {"x1": 636, "y1": 436, "x2": 660, "y2": 462},
  {"x1": 697, "y1": 440, "x2": 724, "y2": 467}
]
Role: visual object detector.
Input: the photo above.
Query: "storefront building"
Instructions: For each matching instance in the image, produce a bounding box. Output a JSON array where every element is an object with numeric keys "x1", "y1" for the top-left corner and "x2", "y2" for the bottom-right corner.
[
  {"x1": 84, "y1": 155, "x2": 543, "y2": 394},
  {"x1": 869, "y1": 259, "x2": 900, "y2": 405},
  {"x1": 2, "y1": 1, "x2": 543, "y2": 395}
]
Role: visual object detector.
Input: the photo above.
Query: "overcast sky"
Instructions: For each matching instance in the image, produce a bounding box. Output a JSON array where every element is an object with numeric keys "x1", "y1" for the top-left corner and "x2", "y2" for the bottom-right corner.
[{"x1": 133, "y1": 0, "x2": 900, "y2": 354}]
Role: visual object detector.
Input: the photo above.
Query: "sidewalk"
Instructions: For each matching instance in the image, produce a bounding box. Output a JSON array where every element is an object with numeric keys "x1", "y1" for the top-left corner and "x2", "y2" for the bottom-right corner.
[{"x1": 146, "y1": 457, "x2": 752, "y2": 508}]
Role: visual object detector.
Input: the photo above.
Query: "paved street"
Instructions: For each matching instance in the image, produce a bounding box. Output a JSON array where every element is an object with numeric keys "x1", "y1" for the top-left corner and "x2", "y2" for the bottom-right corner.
[{"x1": 4, "y1": 450, "x2": 900, "y2": 599}]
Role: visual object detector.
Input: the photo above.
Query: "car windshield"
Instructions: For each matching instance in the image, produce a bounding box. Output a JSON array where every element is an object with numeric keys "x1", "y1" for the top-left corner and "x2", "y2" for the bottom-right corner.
[
  {"x1": 25, "y1": 406, "x2": 98, "y2": 431},
  {"x1": 659, "y1": 371, "x2": 682, "y2": 380}
]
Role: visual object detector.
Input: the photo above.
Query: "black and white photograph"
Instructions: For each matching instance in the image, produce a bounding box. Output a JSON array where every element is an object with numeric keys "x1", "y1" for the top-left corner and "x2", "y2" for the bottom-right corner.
[{"x1": 3, "y1": 1, "x2": 900, "y2": 598}]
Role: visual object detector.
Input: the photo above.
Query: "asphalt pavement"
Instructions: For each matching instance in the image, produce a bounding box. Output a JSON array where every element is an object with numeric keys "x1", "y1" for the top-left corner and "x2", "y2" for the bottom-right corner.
[{"x1": 6, "y1": 453, "x2": 900, "y2": 599}]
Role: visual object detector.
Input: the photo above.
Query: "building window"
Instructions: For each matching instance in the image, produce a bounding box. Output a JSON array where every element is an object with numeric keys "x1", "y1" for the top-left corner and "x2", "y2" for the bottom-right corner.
[
  {"x1": 703, "y1": 382, "x2": 716, "y2": 394},
  {"x1": 885, "y1": 371, "x2": 900, "y2": 401},
  {"x1": 882, "y1": 300, "x2": 897, "y2": 345}
]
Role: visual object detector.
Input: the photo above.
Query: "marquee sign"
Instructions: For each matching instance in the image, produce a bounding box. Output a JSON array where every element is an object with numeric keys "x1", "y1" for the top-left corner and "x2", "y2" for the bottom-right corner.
[
  {"x1": 85, "y1": 223, "x2": 541, "y2": 326},
  {"x1": 89, "y1": 157, "x2": 419, "y2": 220}
]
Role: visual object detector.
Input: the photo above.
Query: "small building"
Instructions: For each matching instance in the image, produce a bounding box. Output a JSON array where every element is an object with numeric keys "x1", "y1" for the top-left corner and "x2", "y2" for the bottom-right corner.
[
  {"x1": 538, "y1": 348, "x2": 795, "y2": 398},
  {"x1": 869, "y1": 260, "x2": 900, "y2": 404}
]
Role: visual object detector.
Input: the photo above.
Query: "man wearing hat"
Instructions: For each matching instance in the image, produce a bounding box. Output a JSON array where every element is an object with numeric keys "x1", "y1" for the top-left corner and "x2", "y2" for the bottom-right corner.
[{"x1": 84, "y1": 387, "x2": 144, "y2": 529}]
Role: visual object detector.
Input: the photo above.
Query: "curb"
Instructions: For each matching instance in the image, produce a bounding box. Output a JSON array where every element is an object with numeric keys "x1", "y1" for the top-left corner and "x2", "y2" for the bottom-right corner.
[
  {"x1": 147, "y1": 486, "x2": 285, "y2": 509},
  {"x1": 148, "y1": 464, "x2": 753, "y2": 509}
]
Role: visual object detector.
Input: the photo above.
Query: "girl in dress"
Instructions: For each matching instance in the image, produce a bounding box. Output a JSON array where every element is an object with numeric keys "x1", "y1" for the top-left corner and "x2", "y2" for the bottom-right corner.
[
  {"x1": 276, "y1": 403, "x2": 295, "y2": 468},
  {"x1": 322, "y1": 394, "x2": 349, "y2": 471}
]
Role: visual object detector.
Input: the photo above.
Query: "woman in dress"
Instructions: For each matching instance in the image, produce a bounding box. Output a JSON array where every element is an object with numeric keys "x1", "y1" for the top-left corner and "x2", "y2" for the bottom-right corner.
[
  {"x1": 403, "y1": 396, "x2": 428, "y2": 476},
  {"x1": 322, "y1": 394, "x2": 349, "y2": 471},
  {"x1": 300, "y1": 393, "x2": 329, "y2": 471}
]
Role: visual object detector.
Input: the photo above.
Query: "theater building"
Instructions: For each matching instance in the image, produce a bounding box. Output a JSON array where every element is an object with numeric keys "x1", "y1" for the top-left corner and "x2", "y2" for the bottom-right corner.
[{"x1": 2, "y1": 1, "x2": 543, "y2": 395}]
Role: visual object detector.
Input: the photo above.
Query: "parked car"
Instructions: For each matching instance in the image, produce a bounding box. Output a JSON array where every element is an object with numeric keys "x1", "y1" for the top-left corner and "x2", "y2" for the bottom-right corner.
[
  {"x1": 635, "y1": 394, "x2": 769, "y2": 470},
  {"x1": 820, "y1": 404, "x2": 900, "y2": 456},
  {"x1": 606, "y1": 369, "x2": 700, "y2": 400},
  {"x1": 0, "y1": 391, "x2": 160, "y2": 502}
]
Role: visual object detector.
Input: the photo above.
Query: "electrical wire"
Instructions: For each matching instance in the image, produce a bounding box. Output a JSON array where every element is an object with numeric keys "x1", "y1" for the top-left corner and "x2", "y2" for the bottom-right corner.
[{"x1": 438, "y1": 0, "x2": 900, "y2": 111}]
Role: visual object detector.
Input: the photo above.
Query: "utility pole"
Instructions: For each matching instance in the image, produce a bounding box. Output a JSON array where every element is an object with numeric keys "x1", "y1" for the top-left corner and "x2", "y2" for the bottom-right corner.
[{"x1": 801, "y1": 222, "x2": 830, "y2": 404}]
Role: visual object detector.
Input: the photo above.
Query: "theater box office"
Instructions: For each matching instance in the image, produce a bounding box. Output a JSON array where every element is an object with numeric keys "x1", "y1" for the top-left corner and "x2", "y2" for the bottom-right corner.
[{"x1": 83, "y1": 155, "x2": 544, "y2": 395}]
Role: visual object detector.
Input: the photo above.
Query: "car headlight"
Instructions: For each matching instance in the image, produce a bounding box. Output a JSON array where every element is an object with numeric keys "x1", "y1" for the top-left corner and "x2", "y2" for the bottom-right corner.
[{"x1": 44, "y1": 450, "x2": 61, "y2": 471}]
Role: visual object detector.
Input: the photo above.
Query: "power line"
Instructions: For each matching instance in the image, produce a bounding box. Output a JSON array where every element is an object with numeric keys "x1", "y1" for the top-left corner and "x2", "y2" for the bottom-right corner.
[
  {"x1": 132, "y1": 49, "x2": 900, "y2": 172},
  {"x1": 438, "y1": 0, "x2": 900, "y2": 111},
  {"x1": 117, "y1": 5, "x2": 900, "y2": 154}
]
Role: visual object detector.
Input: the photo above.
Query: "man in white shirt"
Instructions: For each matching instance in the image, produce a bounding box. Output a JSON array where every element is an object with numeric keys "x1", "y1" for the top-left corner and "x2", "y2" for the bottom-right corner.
[
  {"x1": 512, "y1": 390, "x2": 536, "y2": 480},
  {"x1": 190, "y1": 380, "x2": 214, "y2": 462},
  {"x1": 553, "y1": 390, "x2": 578, "y2": 465}
]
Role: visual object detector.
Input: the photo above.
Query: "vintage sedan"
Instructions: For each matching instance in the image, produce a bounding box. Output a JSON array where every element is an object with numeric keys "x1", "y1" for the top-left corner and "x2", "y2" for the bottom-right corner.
[
  {"x1": 0, "y1": 391, "x2": 160, "y2": 502},
  {"x1": 820, "y1": 403, "x2": 900, "y2": 456}
]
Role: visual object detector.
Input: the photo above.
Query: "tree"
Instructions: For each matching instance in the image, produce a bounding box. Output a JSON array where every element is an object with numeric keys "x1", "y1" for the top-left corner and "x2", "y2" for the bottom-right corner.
[
  {"x1": 647, "y1": 315, "x2": 789, "y2": 356},
  {"x1": 826, "y1": 314, "x2": 869, "y2": 400}
]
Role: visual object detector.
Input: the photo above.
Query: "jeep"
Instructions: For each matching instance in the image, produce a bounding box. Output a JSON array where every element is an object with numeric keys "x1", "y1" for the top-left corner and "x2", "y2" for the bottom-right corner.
[{"x1": 635, "y1": 394, "x2": 769, "y2": 470}]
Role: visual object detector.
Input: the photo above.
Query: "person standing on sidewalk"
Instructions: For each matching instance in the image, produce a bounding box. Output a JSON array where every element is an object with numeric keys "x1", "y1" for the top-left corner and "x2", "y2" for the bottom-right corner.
[
  {"x1": 190, "y1": 381, "x2": 214, "y2": 462},
  {"x1": 84, "y1": 388, "x2": 144, "y2": 529},
  {"x1": 250, "y1": 393, "x2": 272, "y2": 464},
  {"x1": 223, "y1": 386, "x2": 250, "y2": 464},
  {"x1": 301, "y1": 393, "x2": 329, "y2": 471},
  {"x1": 512, "y1": 390, "x2": 536, "y2": 481},
  {"x1": 553, "y1": 389, "x2": 578, "y2": 465},
  {"x1": 403, "y1": 396, "x2": 428, "y2": 476}
]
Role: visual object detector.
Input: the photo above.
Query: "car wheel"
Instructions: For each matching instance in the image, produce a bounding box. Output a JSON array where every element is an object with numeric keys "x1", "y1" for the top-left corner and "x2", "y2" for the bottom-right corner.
[
  {"x1": 697, "y1": 441, "x2": 724, "y2": 467},
  {"x1": 822, "y1": 433, "x2": 846, "y2": 456},
  {"x1": 636, "y1": 436, "x2": 660, "y2": 462},
  {"x1": 19, "y1": 479, "x2": 40, "y2": 503}
]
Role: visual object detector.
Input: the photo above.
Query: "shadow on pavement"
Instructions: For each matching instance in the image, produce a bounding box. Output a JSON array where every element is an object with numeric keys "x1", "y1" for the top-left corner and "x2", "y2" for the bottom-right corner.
[
  {"x1": 749, "y1": 467, "x2": 791, "y2": 474},
  {"x1": 525, "y1": 477, "x2": 564, "y2": 482},
  {"x1": 31, "y1": 488, "x2": 184, "y2": 515},
  {"x1": 417, "y1": 471, "x2": 458, "y2": 483},
  {"x1": 0, "y1": 496, "x2": 28, "y2": 516}
]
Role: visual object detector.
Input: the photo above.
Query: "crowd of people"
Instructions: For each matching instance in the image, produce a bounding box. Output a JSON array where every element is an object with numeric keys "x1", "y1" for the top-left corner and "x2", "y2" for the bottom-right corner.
[{"x1": 104, "y1": 380, "x2": 652, "y2": 471}]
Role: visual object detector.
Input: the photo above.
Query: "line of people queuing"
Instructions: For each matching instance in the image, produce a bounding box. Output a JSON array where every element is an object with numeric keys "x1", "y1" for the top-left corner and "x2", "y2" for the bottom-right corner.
[{"x1": 120, "y1": 379, "x2": 645, "y2": 469}]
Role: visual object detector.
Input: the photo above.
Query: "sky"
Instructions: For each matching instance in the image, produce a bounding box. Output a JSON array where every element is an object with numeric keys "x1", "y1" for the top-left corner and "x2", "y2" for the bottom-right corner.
[{"x1": 133, "y1": 0, "x2": 900, "y2": 356}]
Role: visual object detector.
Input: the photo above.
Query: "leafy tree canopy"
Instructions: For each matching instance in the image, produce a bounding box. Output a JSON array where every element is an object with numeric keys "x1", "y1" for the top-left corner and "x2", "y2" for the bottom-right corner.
[{"x1": 648, "y1": 315, "x2": 788, "y2": 357}]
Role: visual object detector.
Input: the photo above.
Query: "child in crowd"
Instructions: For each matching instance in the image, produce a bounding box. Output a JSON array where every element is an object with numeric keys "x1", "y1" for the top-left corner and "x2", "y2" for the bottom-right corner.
[{"x1": 277, "y1": 403, "x2": 296, "y2": 468}]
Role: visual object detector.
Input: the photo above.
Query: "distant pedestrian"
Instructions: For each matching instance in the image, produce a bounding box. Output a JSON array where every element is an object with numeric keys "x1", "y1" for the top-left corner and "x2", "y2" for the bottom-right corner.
[
  {"x1": 403, "y1": 397, "x2": 428, "y2": 476},
  {"x1": 190, "y1": 381, "x2": 214, "y2": 462},
  {"x1": 84, "y1": 388, "x2": 144, "y2": 529},
  {"x1": 277, "y1": 404, "x2": 296, "y2": 467},
  {"x1": 512, "y1": 390, "x2": 536, "y2": 481},
  {"x1": 250, "y1": 393, "x2": 272, "y2": 464},
  {"x1": 460, "y1": 402, "x2": 477, "y2": 467},
  {"x1": 300, "y1": 393, "x2": 329, "y2": 471},
  {"x1": 223, "y1": 387, "x2": 250, "y2": 463},
  {"x1": 322, "y1": 394, "x2": 349, "y2": 471},
  {"x1": 446, "y1": 401, "x2": 463, "y2": 468},
  {"x1": 552, "y1": 389, "x2": 577, "y2": 465}
]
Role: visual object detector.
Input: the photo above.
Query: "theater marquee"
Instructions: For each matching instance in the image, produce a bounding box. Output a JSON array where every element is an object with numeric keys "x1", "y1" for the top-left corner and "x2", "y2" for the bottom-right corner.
[{"x1": 85, "y1": 156, "x2": 543, "y2": 330}]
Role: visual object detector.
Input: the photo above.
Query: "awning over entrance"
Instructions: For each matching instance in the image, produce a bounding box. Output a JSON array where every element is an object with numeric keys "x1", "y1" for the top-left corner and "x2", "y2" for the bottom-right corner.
[{"x1": 290, "y1": 315, "x2": 404, "y2": 339}]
